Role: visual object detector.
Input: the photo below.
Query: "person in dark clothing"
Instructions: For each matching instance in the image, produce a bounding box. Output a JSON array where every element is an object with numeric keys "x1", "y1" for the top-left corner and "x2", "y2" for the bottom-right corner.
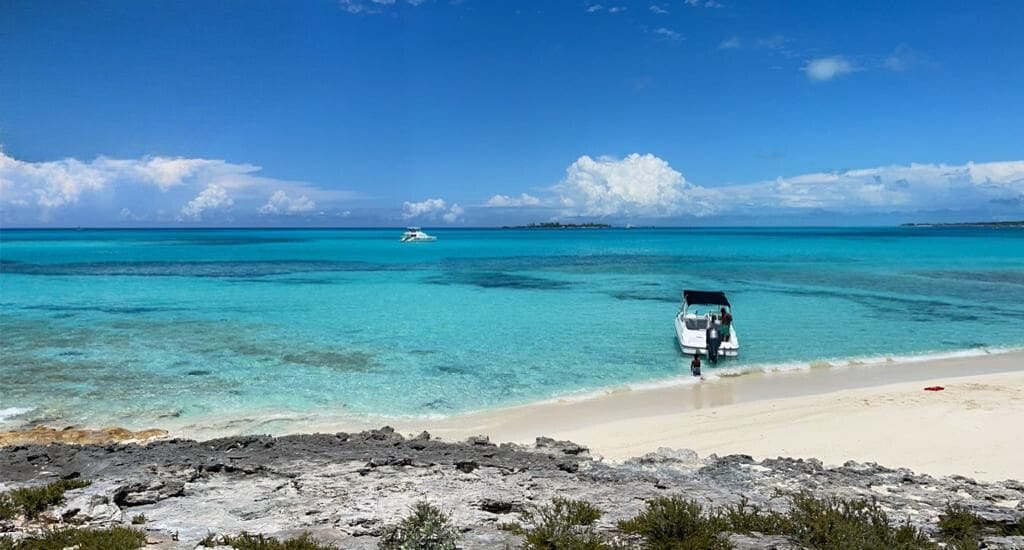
[
  {"x1": 706, "y1": 315, "x2": 722, "y2": 364},
  {"x1": 690, "y1": 353, "x2": 702, "y2": 377},
  {"x1": 720, "y1": 307, "x2": 733, "y2": 342}
]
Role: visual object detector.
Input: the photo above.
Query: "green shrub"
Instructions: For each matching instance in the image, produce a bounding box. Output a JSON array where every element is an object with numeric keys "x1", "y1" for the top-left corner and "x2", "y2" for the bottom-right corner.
[
  {"x1": 0, "y1": 480, "x2": 91, "y2": 520},
  {"x1": 938, "y1": 503, "x2": 981, "y2": 550},
  {"x1": 130, "y1": 513, "x2": 147, "y2": 525},
  {"x1": 0, "y1": 526, "x2": 146, "y2": 549},
  {"x1": 378, "y1": 502, "x2": 460, "y2": 550},
  {"x1": 203, "y1": 532, "x2": 337, "y2": 550},
  {"x1": 938, "y1": 503, "x2": 1024, "y2": 550},
  {"x1": 721, "y1": 496, "x2": 790, "y2": 535},
  {"x1": 617, "y1": 496, "x2": 730, "y2": 550},
  {"x1": 784, "y1": 492, "x2": 935, "y2": 550},
  {"x1": 0, "y1": 494, "x2": 15, "y2": 521},
  {"x1": 516, "y1": 497, "x2": 609, "y2": 550}
]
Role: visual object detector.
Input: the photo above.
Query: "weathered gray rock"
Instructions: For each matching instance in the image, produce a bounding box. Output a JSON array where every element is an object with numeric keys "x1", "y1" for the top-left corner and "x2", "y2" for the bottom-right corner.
[
  {"x1": 0, "y1": 427, "x2": 1021, "y2": 549},
  {"x1": 982, "y1": 536, "x2": 1024, "y2": 549},
  {"x1": 45, "y1": 481, "x2": 122, "y2": 525}
]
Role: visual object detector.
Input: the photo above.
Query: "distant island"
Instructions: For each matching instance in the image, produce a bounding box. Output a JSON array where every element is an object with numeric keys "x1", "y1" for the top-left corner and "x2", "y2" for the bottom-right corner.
[
  {"x1": 501, "y1": 222, "x2": 613, "y2": 229},
  {"x1": 901, "y1": 221, "x2": 1024, "y2": 228}
]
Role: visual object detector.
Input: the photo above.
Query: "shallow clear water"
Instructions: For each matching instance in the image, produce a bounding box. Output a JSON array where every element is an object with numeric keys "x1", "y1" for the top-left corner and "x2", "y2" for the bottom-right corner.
[{"x1": 1, "y1": 227, "x2": 1023, "y2": 430}]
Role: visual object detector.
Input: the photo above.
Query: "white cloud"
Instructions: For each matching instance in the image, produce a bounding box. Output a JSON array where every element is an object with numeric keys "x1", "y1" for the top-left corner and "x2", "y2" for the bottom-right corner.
[
  {"x1": 555, "y1": 154, "x2": 718, "y2": 217},
  {"x1": 401, "y1": 197, "x2": 463, "y2": 223},
  {"x1": 608, "y1": 6, "x2": 626, "y2": 13},
  {"x1": 485, "y1": 193, "x2": 542, "y2": 207},
  {"x1": 654, "y1": 28, "x2": 682, "y2": 41},
  {"x1": 402, "y1": 198, "x2": 447, "y2": 218},
  {"x1": 539, "y1": 154, "x2": 1024, "y2": 218},
  {"x1": 442, "y1": 203, "x2": 464, "y2": 223},
  {"x1": 726, "y1": 161, "x2": 1024, "y2": 213},
  {"x1": 805, "y1": 56, "x2": 854, "y2": 81},
  {"x1": 180, "y1": 184, "x2": 233, "y2": 220},
  {"x1": 718, "y1": 36, "x2": 740, "y2": 49},
  {"x1": 649, "y1": 5, "x2": 669, "y2": 14},
  {"x1": 586, "y1": 4, "x2": 603, "y2": 12},
  {"x1": 258, "y1": 190, "x2": 316, "y2": 215},
  {"x1": 0, "y1": 149, "x2": 355, "y2": 224}
]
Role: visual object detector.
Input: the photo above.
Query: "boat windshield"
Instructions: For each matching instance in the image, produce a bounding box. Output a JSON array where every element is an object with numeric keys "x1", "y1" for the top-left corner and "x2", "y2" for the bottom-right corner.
[{"x1": 684, "y1": 315, "x2": 709, "y2": 330}]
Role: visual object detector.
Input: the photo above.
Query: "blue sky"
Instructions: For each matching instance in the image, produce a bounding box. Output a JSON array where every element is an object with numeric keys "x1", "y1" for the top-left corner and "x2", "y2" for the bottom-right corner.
[{"x1": 1, "y1": 0, "x2": 1022, "y2": 226}]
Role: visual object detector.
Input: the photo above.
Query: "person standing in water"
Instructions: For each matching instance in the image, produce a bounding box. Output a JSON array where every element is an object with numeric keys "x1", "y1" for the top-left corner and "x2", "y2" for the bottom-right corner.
[
  {"x1": 690, "y1": 353, "x2": 702, "y2": 377},
  {"x1": 720, "y1": 307, "x2": 733, "y2": 342},
  {"x1": 706, "y1": 315, "x2": 722, "y2": 363}
]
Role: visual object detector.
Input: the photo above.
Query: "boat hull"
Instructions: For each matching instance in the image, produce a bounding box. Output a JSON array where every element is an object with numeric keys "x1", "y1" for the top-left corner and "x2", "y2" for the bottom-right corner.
[{"x1": 675, "y1": 314, "x2": 739, "y2": 357}]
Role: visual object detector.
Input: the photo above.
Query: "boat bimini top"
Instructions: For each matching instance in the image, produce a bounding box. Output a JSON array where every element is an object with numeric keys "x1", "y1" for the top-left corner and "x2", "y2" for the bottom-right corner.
[{"x1": 681, "y1": 290, "x2": 730, "y2": 308}]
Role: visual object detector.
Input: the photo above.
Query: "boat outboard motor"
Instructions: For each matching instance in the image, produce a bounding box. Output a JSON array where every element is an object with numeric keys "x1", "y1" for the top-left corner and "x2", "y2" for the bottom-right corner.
[{"x1": 705, "y1": 323, "x2": 722, "y2": 364}]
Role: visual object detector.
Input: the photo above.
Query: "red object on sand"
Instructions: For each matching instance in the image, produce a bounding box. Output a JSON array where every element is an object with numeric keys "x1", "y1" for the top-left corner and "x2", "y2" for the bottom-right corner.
[{"x1": 924, "y1": 386, "x2": 945, "y2": 392}]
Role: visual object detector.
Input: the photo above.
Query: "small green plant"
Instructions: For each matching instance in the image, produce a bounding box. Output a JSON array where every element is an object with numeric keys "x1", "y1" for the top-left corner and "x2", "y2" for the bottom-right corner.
[
  {"x1": 721, "y1": 496, "x2": 791, "y2": 536},
  {"x1": 617, "y1": 496, "x2": 730, "y2": 550},
  {"x1": 202, "y1": 532, "x2": 337, "y2": 549},
  {"x1": 130, "y1": 513, "x2": 147, "y2": 525},
  {"x1": 938, "y1": 503, "x2": 981, "y2": 550},
  {"x1": 518, "y1": 497, "x2": 609, "y2": 550},
  {"x1": 938, "y1": 502, "x2": 1024, "y2": 550},
  {"x1": 0, "y1": 526, "x2": 146, "y2": 549},
  {"x1": 0, "y1": 479, "x2": 91, "y2": 520},
  {"x1": 378, "y1": 502, "x2": 460, "y2": 550},
  {"x1": 784, "y1": 491, "x2": 935, "y2": 550}
]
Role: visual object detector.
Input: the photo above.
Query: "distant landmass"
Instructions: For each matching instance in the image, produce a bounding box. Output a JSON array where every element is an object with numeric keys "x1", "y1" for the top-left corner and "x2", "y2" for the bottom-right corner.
[
  {"x1": 901, "y1": 221, "x2": 1024, "y2": 228},
  {"x1": 501, "y1": 222, "x2": 613, "y2": 229}
]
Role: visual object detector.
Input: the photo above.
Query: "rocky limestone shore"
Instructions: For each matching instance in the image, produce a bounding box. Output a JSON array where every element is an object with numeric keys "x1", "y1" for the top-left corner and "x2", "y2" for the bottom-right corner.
[{"x1": 1, "y1": 427, "x2": 1022, "y2": 549}]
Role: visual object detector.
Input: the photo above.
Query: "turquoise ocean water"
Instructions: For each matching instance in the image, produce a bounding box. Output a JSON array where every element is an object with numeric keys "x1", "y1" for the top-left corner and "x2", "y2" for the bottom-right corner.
[{"x1": 1, "y1": 227, "x2": 1023, "y2": 431}]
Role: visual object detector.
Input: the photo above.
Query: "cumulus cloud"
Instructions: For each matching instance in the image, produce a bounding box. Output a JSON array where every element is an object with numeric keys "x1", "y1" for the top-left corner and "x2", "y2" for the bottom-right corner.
[
  {"x1": 536, "y1": 154, "x2": 1024, "y2": 219},
  {"x1": 649, "y1": 5, "x2": 669, "y2": 14},
  {"x1": 402, "y1": 198, "x2": 463, "y2": 223},
  {"x1": 485, "y1": 193, "x2": 542, "y2": 207},
  {"x1": 180, "y1": 184, "x2": 233, "y2": 220},
  {"x1": 258, "y1": 190, "x2": 316, "y2": 215},
  {"x1": 442, "y1": 203, "x2": 464, "y2": 223},
  {"x1": 555, "y1": 154, "x2": 719, "y2": 217},
  {"x1": 805, "y1": 56, "x2": 854, "y2": 81},
  {"x1": 0, "y1": 149, "x2": 354, "y2": 224}
]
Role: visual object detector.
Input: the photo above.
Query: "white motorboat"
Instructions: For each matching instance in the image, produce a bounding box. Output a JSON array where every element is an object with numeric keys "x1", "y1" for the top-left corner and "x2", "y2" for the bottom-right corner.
[
  {"x1": 675, "y1": 289, "x2": 739, "y2": 362},
  {"x1": 400, "y1": 227, "x2": 437, "y2": 243}
]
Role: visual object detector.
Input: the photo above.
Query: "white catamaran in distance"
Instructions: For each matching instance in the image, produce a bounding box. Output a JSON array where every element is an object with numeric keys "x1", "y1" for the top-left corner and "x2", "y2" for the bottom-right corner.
[
  {"x1": 675, "y1": 289, "x2": 739, "y2": 363},
  {"x1": 400, "y1": 227, "x2": 437, "y2": 243}
]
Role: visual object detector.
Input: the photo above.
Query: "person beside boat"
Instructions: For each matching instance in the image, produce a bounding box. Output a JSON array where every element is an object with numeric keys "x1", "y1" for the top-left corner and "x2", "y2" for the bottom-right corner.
[
  {"x1": 706, "y1": 315, "x2": 722, "y2": 363},
  {"x1": 720, "y1": 307, "x2": 733, "y2": 342},
  {"x1": 690, "y1": 353, "x2": 702, "y2": 377}
]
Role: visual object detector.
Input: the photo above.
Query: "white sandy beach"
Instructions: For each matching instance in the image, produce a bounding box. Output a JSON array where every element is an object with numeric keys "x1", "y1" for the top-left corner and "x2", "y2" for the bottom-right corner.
[{"x1": 397, "y1": 351, "x2": 1024, "y2": 481}]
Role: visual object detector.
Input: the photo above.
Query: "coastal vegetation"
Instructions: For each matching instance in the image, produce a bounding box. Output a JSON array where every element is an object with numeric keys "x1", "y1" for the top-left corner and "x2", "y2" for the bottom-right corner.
[
  {"x1": 199, "y1": 532, "x2": 337, "y2": 549},
  {"x1": 0, "y1": 488, "x2": 1020, "y2": 549},
  {"x1": 0, "y1": 526, "x2": 146, "y2": 550},
  {"x1": 378, "y1": 502, "x2": 460, "y2": 550},
  {"x1": 503, "y1": 493, "x2": 942, "y2": 549},
  {"x1": 939, "y1": 503, "x2": 1024, "y2": 550},
  {"x1": 0, "y1": 479, "x2": 91, "y2": 520}
]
